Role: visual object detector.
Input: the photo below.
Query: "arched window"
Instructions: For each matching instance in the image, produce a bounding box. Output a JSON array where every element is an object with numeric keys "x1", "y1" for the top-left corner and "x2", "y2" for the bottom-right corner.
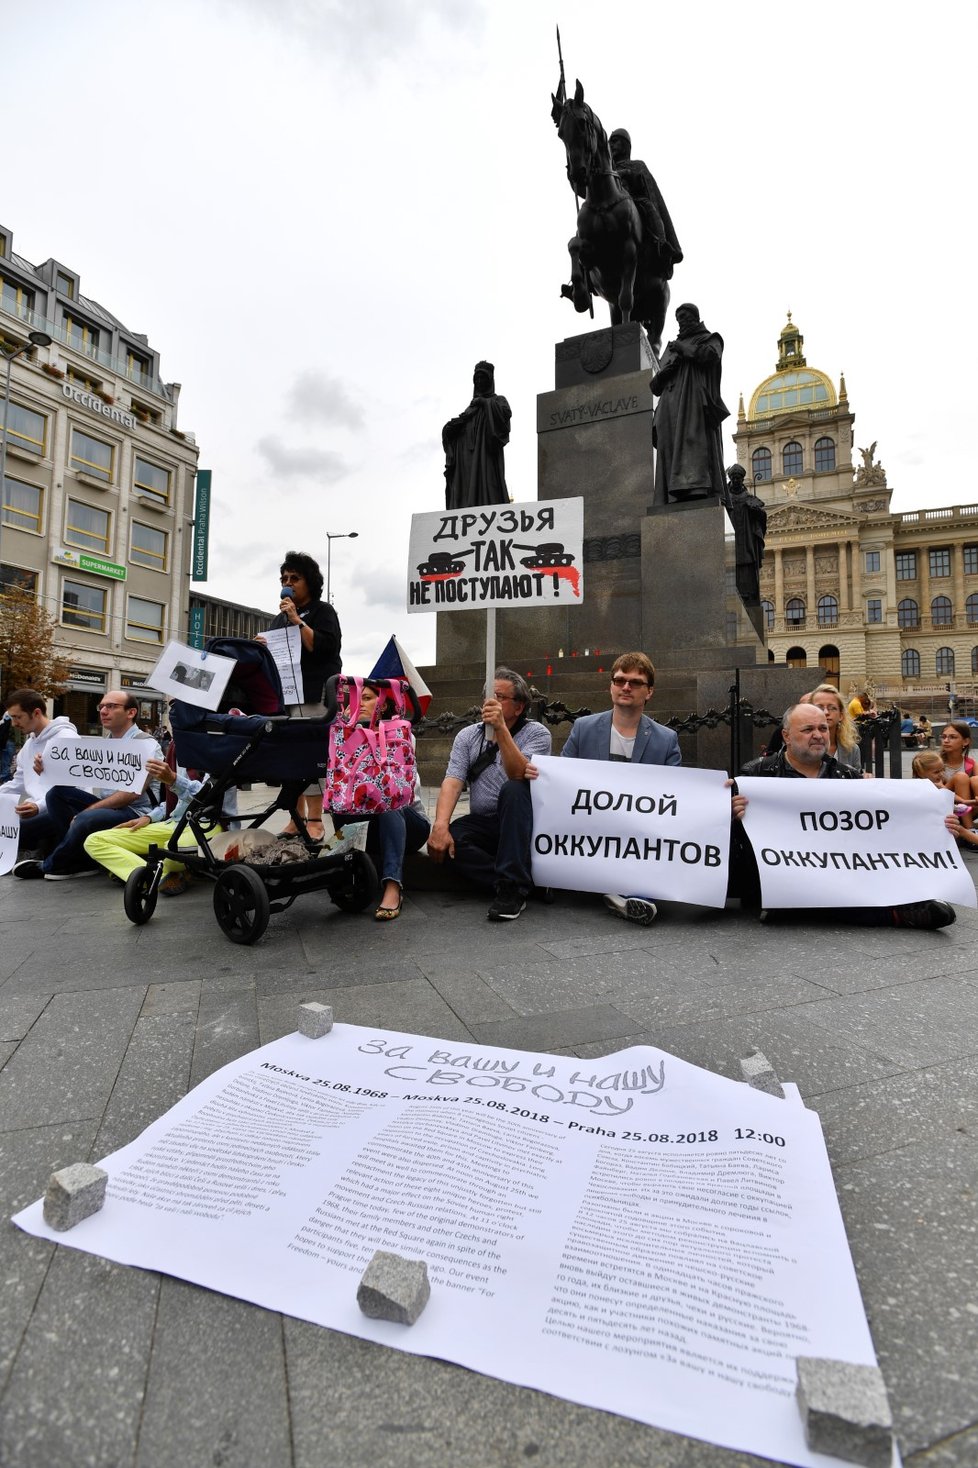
[
  {"x1": 814, "y1": 437, "x2": 836, "y2": 472},
  {"x1": 819, "y1": 645, "x2": 840, "y2": 678},
  {"x1": 782, "y1": 441, "x2": 803, "y2": 476},
  {"x1": 752, "y1": 447, "x2": 772, "y2": 482},
  {"x1": 897, "y1": 598, "x2": 919, "y2": 629},
  {"x1": 936, "y1": 647, "x2": 955, "y2": 676},
  {"x1": 817, "y1": 594, "x2": 839, "y2": 627},
  {"x1": 785, "y1": 598, "x2": 805, "y2": 627},
  {"x1": 761, "y1": 599, "x2": 774, "y2": 630},
  {"x1": 902, "y1": 649, "x2": 921, "y2": 679},
  {"x1": 931, "y1": 596, "x2": 953, "y2": 626},
  {"x1": 966, "y1": 594, "x2": 978, "y2": 624},
  {"x1": 786, "y1": 646, "x2": 807, "y2": 668},
  {"x1": 972, "y1": 647, "x2": 978, "y2": 674}
]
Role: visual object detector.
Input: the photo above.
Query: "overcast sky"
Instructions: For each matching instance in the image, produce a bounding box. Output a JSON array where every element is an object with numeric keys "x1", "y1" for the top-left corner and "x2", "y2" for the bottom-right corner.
[{"x1": 5, "y1": 0, "x2": 974, "y2": 671}]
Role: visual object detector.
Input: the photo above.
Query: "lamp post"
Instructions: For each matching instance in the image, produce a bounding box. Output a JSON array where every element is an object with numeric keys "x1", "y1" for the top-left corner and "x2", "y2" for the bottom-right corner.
[
  {"x1": 325, "y1": 530, "x2": 358, "y2": 604},
  {"x1": 1, "y1": 330, "x2": 53, "y2": 590}
]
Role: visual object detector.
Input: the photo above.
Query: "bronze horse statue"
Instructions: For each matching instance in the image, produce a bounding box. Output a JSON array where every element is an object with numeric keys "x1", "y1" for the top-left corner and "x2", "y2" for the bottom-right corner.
[{"x1": 553, "y1": 81, "x2": 681, "y2": 356}]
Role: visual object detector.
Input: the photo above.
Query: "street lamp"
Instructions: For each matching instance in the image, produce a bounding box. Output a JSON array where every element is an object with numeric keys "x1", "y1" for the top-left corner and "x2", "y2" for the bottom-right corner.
[
  {"x1": 1, "y1": 330, "x2": 53, "y2": 590},
  {"x1": 325, "y1": 530, "x2": 358, "y2": 603}
]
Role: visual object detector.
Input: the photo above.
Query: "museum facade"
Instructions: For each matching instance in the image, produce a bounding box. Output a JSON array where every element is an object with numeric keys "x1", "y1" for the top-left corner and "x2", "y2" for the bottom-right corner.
[
  {"x1": 0, "y1": 223, "x2": 200, "y2": 731},
  {"x1": 733, "y1": 316, "x2": 978, "y2": 709}
]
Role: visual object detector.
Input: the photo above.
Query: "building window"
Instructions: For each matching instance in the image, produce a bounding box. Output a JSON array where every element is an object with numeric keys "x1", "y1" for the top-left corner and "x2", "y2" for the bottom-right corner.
[
  {"x1": 65, "y1": 498, "x2": 111, "y2": 555},
  {"x1": 895, "y1": 552, "x2": 917, "y2": 581},
  {"x1": 973, "y1": 647, "x2": 978, "y2": 675},
  {"x1": 867, "y1": 597, "x2": 882, "y2": 624},
  {"x1": 133, "y1": 457, "x2": 171, "y2": 506},
  {"x1": 125, "y1": 351, "x2": 152, "y2": 387},
  {"x1": 865, "y1": 550, "x2": 881, "y2": 573},
  {"x1": 761, "y1": 599, "x2": 774, "y2": 630},
  {"x1": 931, "y1": 595, "x2": 953, "y2": 626},
  {"x1": 1, "y1": 563, "x2": 38, "y2": 597},
  {"x1": 817, "y1": 594, "x2": 838, "y2": 627},
  {"x1": 130, "y1": 520, "x2": 167, "y2": 572},
  {"x1": 901, "y1": 649, "x2": 920, "y2": 679},
  {"x1": 126, "y1": 594, "x2": 165, "y2": 644},
  {"x1": 897, "y1": 598, "x2": 919, "y2": 629},
  {"x1": 1, "y1": 276, "x2": 35, "y2": 322},
  {"x1": 936, "y1": 647, "x2": 955, "y2": 677},
  {"x1": 967, "y1": 594, "x2": 978, "y2": 625},
  {"x1": 62, "y1": 578, "x2": 107, "y2": 632},
  {"x1": 785, "y1": 598, "x2": 805, "y2": 627},
  {"x1": 56, "y1": 271, "x2": 75, "y2": 298},
  {"x1": 818, "y1": 645, "x2": 840, "y2": 678},
  {"x1": 7, "y1": 402, "x2": 46, "y2": 456},
  {"x1": 929, "y1": 548, "x2": 951, "y2": 578},
  {"x1": 66, "y1": 365, "x2": 102, "y2": 393},
  {"x1": 782, "y1": 442, "x2": 803, "y2": 476},
  {"x1": 65, "y1": 314, "x2": 100, "y2": 358},
  {"x1": 814, "y1": 437, "x2": 836, "y2": 471},
  {"x1": 70, "y1": 427, "x2": 114, "y2": 484},
  {"x1": 1, "y1": 475, "x2": 42, "y2": 533},
  {"x1": 751, "y1": 447, "x2": 772, "y2": 481},
  {"x1": 786, "y1": 646, "x2": 807, "y2": 668},
  {"x1": 964, "y1": 544, "x2": 978, "y2": 576}
]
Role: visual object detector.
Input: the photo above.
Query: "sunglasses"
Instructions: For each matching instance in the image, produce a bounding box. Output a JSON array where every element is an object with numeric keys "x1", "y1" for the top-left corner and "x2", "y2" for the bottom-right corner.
[{"x1": 611, "y1": 676, "x2": 649, "y2": 689}]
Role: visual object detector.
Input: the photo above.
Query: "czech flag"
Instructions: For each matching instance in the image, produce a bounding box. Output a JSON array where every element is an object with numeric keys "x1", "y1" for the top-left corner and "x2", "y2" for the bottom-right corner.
[{"x1": 369, "y1": 636, "x2": 432, "y2": 715}]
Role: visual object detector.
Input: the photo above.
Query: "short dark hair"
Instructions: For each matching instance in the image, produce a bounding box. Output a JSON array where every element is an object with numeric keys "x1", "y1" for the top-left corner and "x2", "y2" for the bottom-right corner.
[
  {"x1": 494, "y1": 667, "x2": 530, "y2": 709},
  {"x1": 280, "y1": 551, "x2": 324, "y2": 602},
  {"x1": 5, "y1": 687, "x2": 46, "y2": 715},
  {"x1": 612, "y1": 652, "x2": 655, "y2": 687}
]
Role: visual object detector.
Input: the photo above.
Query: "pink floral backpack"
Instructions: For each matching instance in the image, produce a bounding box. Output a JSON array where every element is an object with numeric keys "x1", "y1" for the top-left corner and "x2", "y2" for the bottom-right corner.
[{"x1": 324, "y1": 677, "x2": 417, "y2": 815}]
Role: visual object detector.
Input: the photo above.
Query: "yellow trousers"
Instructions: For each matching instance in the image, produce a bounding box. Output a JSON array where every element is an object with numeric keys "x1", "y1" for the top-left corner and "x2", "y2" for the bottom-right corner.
[{"x1": 83, "y1": 821, "x2": 198, "y2": 880}]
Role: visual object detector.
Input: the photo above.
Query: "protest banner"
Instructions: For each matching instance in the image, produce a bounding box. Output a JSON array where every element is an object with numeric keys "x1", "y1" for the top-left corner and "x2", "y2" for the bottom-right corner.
[
  {"x1": 738, "y1": 776, "x2": 976, "y2": 909},
  {"x1": 530, "y1": 757, "x2": 731, "y2": 907},
  {"x1": 14, "y1": 1023, "x2": 884, "y2": 1468},
  {"x1": 407, "y1": 498, "x2": 584, "y2": 614},
  {"x1": 0, "y1": 795, "x2": 19, "y2": 875},
  {"x1": 147, "y1": 639, "x2": 236, "y2": 712},
  {"x1": 32, "y1": 737, "x2": 151, "y2": 799}
]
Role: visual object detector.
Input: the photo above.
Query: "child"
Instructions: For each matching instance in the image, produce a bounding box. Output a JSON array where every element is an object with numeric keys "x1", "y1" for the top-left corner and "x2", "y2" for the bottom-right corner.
[{"x1": 914, "y1": 751, "x2": 977, "y2": 844}]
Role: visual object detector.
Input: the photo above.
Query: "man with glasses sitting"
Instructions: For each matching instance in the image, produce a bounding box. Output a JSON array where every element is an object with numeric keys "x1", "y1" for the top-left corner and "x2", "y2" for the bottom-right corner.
[
  {"x1": 14, "y1": 691, "x2": 162, "y2": 881},
  {"x1": 557, "y1": 652, "x2": 680, "y2": 925}
]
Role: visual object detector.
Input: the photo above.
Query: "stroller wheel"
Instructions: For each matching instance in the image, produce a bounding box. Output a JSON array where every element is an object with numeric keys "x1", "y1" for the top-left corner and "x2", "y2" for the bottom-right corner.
[
  {"x1": 213, "y1": 863, "x2": 271, "y2": 944},
  {"x1": 124, "y1": 865, "x2": 161, "y2": 926},
  {"x1": 330, "y1": 850, "x2": 379, "y2": 914}
]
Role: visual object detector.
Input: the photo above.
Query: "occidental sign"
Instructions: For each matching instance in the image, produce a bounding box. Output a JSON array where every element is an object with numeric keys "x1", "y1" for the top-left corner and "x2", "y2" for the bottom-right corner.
[{"x1": 62, "y1": 382, "x2": 137, "y2": 430}]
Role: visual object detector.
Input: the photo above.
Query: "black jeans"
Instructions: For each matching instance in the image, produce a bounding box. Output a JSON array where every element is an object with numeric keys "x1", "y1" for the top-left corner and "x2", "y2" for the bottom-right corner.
[{"x1": 449, "y1": 780, "x2": 534, "y2": 894}]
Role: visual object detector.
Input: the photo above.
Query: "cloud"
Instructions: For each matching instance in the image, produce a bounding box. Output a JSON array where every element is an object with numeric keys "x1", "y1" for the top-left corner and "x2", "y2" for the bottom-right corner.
[
  {"x1": 256, "y1": 436, "x2": 351, "y2": 481},
  {"x1": 228, "y1": 0, "x2": 483, "y2": 69},
  {"x1": 350, "y1": 561, "x2": 406, "y2": 616},
  {"x1": 286, "y1": 370, "x2": 365, "y2": 431}
]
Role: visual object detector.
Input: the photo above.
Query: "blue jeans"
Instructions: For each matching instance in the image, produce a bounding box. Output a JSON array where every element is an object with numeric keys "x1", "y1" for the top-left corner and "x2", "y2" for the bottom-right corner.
[
  {"x1": 40, "y1": 787, "x2": 136, "y2": 875},
  {"x1": 449, "y1": 779, "x2": 534, "y2": 894},
  {"x1": 16, "y1": 808, "x2": 59, "y2": 857},
  {"x1": 364, "y1": 806, "x2": 430, "y2": 887}
]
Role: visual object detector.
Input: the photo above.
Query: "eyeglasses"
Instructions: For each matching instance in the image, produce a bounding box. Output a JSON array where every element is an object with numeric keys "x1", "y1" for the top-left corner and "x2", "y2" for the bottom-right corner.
[
  {"x1": 611, "y1": 676, "x2": 649, "y2": 689},
  {"x1": 280, "y1": 572, "x2": 304, "y2": 584},
  {"x1": 98, "y1": 703, "x2": 126, "y2": 711}
]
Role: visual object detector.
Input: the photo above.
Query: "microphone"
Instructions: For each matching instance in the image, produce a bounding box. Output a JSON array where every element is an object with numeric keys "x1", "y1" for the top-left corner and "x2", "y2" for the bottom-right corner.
[{"x1": 279, "y1": 584, "x2": 294, "y2": 603}]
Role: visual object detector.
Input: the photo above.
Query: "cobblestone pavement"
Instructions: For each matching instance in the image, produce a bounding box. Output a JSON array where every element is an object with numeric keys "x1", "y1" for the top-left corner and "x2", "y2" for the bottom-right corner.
[{"x1": 1, "y1": 788, "x2": 976, "y2": 1467}]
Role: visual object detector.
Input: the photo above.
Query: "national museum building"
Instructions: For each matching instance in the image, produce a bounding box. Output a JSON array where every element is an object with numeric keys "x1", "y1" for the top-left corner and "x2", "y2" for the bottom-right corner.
[
  {"x1": 0, "y1": 223, "x2": 199, "y2": 730},
  {"x1": 733, "y1": 316, "x2": 978, "y2": 707}
]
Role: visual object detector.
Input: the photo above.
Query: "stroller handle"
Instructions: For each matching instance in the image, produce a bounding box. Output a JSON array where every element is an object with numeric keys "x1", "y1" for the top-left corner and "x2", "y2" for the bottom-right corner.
[{"x1": 324, "y1": 675, "x2": 422, "y2": 726}]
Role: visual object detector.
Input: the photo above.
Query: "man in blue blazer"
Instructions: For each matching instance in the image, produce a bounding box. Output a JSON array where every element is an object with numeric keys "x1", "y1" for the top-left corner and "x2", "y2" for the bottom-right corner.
[{"x1": 560, "y1": 652, "x2": 681, "y2": 924}]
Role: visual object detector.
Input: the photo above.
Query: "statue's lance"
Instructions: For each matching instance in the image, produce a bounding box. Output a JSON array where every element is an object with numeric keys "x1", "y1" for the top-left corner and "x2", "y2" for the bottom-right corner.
[{"x1": 551, "y1": 28, "x2": 594, "y2": 318}]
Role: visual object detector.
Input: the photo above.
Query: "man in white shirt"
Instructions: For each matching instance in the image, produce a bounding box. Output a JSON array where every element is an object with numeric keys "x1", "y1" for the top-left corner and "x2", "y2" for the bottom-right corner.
[{"x1": 2, "y1": 688, "x2": 77, "y2": 860}]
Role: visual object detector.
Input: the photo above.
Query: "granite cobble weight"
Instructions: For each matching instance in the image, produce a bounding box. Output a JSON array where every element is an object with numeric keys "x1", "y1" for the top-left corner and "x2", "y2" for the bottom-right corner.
[
  {"x1": 357, "y1": 1250, "x2": 430, "y2": 1325},
  {"x1": 42, "y1": 1163, "x2": 108, "y2": 1231},
  {"x1": 795, "y1": 1356, "x2": 893, "y2": 1467}
]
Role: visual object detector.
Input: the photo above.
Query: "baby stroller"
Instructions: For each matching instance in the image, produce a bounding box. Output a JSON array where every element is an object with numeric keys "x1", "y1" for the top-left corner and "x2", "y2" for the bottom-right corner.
[{"x1": 122, "y1": 638, "x2": 420, "y2": 944}]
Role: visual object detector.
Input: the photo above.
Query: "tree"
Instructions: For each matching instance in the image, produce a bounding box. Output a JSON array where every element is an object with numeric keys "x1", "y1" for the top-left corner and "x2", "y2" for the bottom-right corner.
[{"x1": 0, "y1": 587, "x2": 71, "y2": 702}]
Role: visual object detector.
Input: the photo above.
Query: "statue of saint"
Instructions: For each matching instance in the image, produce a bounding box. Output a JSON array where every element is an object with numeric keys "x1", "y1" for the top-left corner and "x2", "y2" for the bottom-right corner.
[
  {"x1": 442, "y1": 362, "x2": 512, "y2": 510},
  {"x1": 608, "y1": 129, "x2": 683, "y2": 288},
  {"x1": 650, "y1": 304, "x2": 728, "y2": 504},
  {"x1": 725, "y1": 463, "x2": 767, "y2": 605}
]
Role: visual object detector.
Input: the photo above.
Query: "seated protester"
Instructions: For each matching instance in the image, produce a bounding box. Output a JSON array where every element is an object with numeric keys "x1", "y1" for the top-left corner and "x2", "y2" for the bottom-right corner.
[
  {"x1": 83, "y1": 758, "x2": 205, "y2": 895},
  {"x1": 914, "y1": 750, "x2": 977, "y2": 850},
  {"x1": 730, "y1": 702, "x2": 957, "y2": 929},
  {"x1": 2, "y1": 688, "x2": 78, "y2": 859},
  {"x1": 428, "y1": 667, "x2": 551, "y2": 922},
  {"x1": 14, "y1": 691, "x2": 162, "y2": 881},
  {"x1": 541, "y1": 651, "x2": 679, "y2": 926},
  {"x1": 349, "y1": 682, "x2": 431, "y2": 921}
]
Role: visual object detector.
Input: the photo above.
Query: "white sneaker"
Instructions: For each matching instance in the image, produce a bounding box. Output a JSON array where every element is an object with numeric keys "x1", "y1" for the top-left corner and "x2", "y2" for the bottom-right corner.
[
  {"x1": 603, "y1": 893, "x2": 657, "y2": 925},
  {"x1": 42, "y1": 869, "x2": 99, "y2": 881}
]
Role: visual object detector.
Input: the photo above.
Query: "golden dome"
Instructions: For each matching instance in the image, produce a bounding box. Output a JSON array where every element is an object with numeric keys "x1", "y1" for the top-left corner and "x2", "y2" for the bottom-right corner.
[{"x1": 748, "y1": 315, "x2": 837, "y2": 419}]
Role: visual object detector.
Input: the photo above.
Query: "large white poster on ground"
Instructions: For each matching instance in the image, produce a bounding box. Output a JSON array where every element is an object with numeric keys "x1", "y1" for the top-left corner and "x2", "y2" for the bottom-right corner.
[
  {"x1": 530, "y1": 756, "x2": 731, "y2": 906},
  {"x1": 738, "y1": 776, "x2": 976, "y2": 909},
  {"x1": 15, "y1": 1024, "x2": 885, "y2": 1467},
  {"x1": 0, "y1": 794, "x2": 19, "y2": 875},
  {"x1": 407, "y1": 498, "x2": 584, "y2": 613}
]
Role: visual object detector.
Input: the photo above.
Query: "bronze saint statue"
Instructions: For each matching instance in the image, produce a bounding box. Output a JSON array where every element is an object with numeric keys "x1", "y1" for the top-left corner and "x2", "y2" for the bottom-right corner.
[
  {"x1": 650, "y1": 304, "x2": 728, "y2": 504},
  {"x1": 442, "y1": 361, "x2": 511, "y2": 510},
  {"x1": 725, "y1": 463, "x2": 767, "y2": 604}
]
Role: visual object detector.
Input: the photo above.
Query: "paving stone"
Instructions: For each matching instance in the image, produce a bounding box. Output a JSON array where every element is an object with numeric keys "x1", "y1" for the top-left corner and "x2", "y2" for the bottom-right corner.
[
  {"x1": 796, "y1": 1356, "x2": 893, "y2": 1467},
  {"x1": 140, "y1": 980, "x2": 201, "y2": 1017},
  {"x1": 189, "y1": 989, "x2": 260, "y2": 1087},
  {"x1": 358, "y1": 1249, "x2": 430, "y2": 1324},
  {"x1": 0, "y1": 992, "x2": 50, "y2": 1042},
  {"x1": 135, "y1": 1279, "x2": 290, "y2": 1468},
  {"x1": 471, "y1": 1004, "x2": 638, "y2": 1053},
  {"x1": 801, "y1": 977, "x2": 978, "y2": 1068},
  {"x1": 311, "y1": 978, "x2": 471, "y2": 1040},
  {"x1": 280, "y1": 951, "x2": 426, "y2": 992},
  {"x1": 94, "y1": 1012, "x2": 196, "y2": 1157},
  {"x1": 812, "y1": 1055, "x2": 978, "y2": 1166},
  {"x1": 298, "y1": 1000, "x2": 334, "y2": 1037},
  {"x1": 42, "y1": 1162, "x2": 107, "y2": 1230},
  {"x1": 422, "y1": 965, "x2": 520, "y2": 1025}
]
